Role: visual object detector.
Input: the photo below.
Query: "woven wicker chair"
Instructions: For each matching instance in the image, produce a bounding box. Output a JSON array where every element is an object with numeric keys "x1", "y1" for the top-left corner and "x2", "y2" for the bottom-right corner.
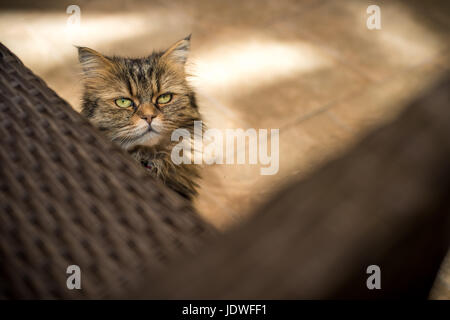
[
  {"x1": 0, "y1": 43, "x2": 448, "y2": 299},
  {"x1": 0, "y1": 43, "x2": 216, "y2": 299}
]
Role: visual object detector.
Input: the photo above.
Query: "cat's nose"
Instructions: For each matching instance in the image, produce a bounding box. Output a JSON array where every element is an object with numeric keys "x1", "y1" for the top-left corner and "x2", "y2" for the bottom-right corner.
[{"x1": 141, "y1": 114, "x2": 156, "y2": 125}]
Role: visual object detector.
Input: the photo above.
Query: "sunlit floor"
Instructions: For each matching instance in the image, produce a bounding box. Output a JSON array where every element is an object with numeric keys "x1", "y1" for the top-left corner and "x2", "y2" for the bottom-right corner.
[{"x1": 1, "y1": 0, "x2": 449, "y2": 298}]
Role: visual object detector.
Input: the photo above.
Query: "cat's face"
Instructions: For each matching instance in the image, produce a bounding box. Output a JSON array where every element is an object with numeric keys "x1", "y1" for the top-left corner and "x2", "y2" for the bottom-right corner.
[{"x1": 78, "y1": 36, "x2": 200, "y2": 150}]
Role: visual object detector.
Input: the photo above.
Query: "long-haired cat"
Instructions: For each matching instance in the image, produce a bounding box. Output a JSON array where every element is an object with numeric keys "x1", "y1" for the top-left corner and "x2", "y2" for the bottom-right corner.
[{"x1": 78, "y1": 35, "x2": 201, "y2": 200}]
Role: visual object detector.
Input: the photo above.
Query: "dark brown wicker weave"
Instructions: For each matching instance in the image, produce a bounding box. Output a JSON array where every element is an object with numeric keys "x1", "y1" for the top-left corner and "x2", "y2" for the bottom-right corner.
[
  {"x1": 0, "y1": 42, "x2": 449, "y2": 299},
  {"x1": 0, "y1": 43, "x2": 216, "y2": 299}
]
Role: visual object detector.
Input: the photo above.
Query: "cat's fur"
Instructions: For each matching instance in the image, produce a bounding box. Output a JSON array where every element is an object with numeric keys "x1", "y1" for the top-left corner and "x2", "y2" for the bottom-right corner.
[{"x1": 78, "y1": 35, "x2": 201, "y2": 199}]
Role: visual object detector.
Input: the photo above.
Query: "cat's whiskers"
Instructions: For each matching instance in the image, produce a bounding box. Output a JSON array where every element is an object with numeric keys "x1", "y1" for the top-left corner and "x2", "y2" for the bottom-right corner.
[{"x1": 110, "y1": 124, "x2": 150, "y2": 147}]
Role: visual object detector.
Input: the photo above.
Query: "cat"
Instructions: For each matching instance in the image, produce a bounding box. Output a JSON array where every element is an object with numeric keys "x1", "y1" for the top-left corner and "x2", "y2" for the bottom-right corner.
[{"x1": 77, "y1": 35, "x2": 201, "y2": 200}]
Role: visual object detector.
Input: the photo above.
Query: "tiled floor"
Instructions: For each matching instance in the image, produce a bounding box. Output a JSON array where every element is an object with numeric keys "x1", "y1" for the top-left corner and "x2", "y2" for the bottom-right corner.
[{"x1": 1, "y1": 0, "x2": 449, "y2": 298}]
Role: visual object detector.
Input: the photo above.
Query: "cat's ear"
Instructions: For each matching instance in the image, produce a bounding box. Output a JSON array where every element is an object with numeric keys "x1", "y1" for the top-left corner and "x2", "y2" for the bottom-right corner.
[
  {"x1": 161, "y1": 34, "x2": 191, "y2": 65},
  {"x1": 77, "y1": 46, "x2": 114, "y2": 77}
]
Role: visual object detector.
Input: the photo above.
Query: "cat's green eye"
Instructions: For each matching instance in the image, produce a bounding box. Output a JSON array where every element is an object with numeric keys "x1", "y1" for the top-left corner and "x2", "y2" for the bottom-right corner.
[
  {"x1": 115, "y1": 98, "x2": 133, "y2": 108},
  {"x1": 157, "y1": 93, "x2": 172, "y2": 105}
]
